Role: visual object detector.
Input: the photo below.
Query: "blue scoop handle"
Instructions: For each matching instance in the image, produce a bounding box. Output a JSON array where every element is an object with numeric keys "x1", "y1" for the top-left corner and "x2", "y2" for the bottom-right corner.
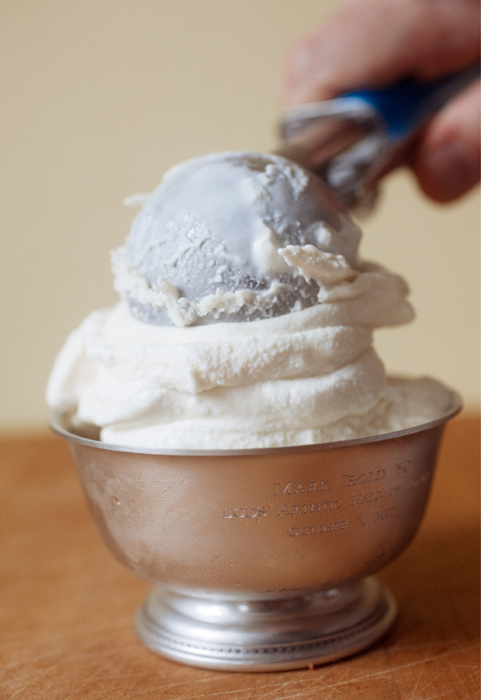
[{"x1": 343, "y1": 65, "x2": 479, "y2": 142}]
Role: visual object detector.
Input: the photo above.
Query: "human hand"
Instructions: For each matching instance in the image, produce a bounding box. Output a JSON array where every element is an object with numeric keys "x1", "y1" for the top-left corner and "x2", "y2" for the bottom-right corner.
[{"x1": 280, "y1": 0, "x2": 480, "y2": 203}]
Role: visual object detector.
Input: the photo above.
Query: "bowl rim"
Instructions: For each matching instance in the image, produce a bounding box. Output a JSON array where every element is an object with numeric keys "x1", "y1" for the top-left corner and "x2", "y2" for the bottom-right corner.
[{"x1": 49, "y1": 392, "x2": 462, "y2": 457}]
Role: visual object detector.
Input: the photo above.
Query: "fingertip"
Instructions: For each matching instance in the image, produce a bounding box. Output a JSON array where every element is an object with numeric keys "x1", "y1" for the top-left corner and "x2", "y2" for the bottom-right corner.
[
  {"x1": 412, "y1": 81, "x2": 480, "y2": 203},
  {"x1": 414, "y1": 141, "x2": 480, "y2": 203}
]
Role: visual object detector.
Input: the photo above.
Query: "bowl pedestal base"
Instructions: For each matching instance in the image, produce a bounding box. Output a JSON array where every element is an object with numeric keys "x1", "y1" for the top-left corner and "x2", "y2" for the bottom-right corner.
[{"x1": 135, "y1": 577, "x2": 396, "y2": 672}]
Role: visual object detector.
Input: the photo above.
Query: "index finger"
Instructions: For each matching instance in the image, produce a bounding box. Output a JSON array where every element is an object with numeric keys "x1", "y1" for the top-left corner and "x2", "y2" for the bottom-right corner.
[{"x1": 280, "y1": 0, "x2": 480, "y2": 106}]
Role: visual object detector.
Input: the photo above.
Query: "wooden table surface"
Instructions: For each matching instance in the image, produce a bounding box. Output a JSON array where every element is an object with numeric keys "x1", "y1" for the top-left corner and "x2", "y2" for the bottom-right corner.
[{"x1": 1, "y1": 415, "x2": 479, "y2": 700}]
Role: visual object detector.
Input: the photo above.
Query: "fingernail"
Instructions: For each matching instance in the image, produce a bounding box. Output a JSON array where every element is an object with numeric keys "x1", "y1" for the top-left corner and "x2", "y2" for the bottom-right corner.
[{"x1": 426, "y1": 141, "x2": 480, "y2": 201}]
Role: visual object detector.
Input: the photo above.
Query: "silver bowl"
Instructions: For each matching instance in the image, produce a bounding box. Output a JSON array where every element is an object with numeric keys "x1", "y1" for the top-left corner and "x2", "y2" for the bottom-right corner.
[{"x1": 50, "y1": 397, "x2": 461, "y2": 672}]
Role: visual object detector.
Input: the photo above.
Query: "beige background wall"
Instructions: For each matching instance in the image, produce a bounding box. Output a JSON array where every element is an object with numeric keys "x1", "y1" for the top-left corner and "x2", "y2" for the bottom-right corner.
[{"x1": 1, "y1": 0, "x2": 479, "y2": 433}]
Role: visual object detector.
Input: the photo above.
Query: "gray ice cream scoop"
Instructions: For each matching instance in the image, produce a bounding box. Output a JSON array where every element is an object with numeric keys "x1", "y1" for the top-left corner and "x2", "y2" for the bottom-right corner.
[
  {"x1": 113, "y1": 152, "x2": 361, "y2": 326},
  {"x1": 115, "y1": 67, "x2": 479, "y2": 327}
]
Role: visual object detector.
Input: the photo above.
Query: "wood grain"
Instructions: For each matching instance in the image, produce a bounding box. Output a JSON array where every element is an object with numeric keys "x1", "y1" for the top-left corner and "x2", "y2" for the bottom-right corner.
[{"x1": 1, "y1": 415, "x2": 479, "y2": 700}]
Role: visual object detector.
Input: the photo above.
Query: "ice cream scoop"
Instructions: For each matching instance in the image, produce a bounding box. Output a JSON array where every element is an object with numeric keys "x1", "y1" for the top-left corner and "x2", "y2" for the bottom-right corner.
[
  {"x1": 47, "y1": 150, "x2": 455, "y2": 450},
  {"x1": 112, "y1": 152, "x2": 362, "y2": 326},
  {"x1": 279, "y1": 66, "x2": 480, "y2": 213}
]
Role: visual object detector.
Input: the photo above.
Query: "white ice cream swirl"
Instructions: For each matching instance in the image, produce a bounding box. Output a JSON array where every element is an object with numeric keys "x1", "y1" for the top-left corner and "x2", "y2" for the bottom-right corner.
[{"x1": 46, "y1": 258, "x2": 432, "y2": 448}]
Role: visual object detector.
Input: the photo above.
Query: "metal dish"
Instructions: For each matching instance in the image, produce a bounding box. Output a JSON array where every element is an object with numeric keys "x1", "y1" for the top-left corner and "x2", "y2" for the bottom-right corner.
[{"x1": 50, "y1": 394, "x2": 460, "y2": 671}]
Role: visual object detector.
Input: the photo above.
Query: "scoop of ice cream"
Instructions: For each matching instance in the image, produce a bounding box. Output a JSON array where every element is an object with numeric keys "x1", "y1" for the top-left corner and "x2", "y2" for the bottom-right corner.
[
  {"x1": 112, "y1": 152, "x2": 362, "y2": 326},
  {"x1": 46, "y1": 151, "x2": 456, "y2": 450}
]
